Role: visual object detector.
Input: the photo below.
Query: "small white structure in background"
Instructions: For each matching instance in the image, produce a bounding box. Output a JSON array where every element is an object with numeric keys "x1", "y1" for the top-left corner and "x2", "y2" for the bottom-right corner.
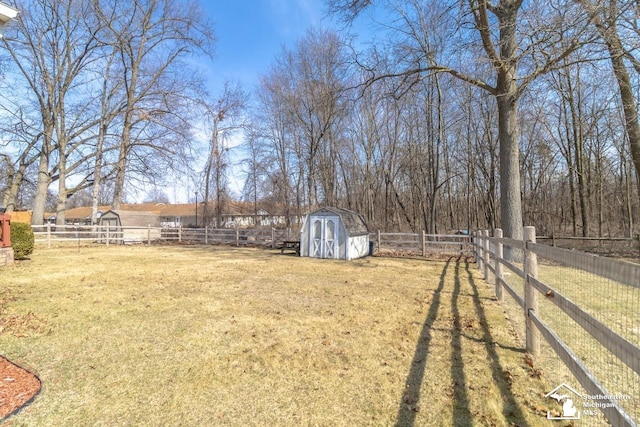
[
  {"x1": 98, "y1": 209, "x2": 162, "y2": 244},
  {"x1": 300, "y1": 207, "x2": 370, "y2": 260},
  {"x1": 0, "y1": 2, "x2": 18, "y2": 37}
]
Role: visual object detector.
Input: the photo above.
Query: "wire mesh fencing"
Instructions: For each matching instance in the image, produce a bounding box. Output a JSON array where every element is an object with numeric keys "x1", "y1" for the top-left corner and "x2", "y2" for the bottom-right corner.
[{"x1": 474, "y1": 228, "x2": 639, "y2": 426}]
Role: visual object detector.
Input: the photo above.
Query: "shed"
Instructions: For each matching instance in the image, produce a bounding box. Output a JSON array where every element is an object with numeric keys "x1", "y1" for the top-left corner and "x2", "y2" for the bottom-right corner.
[
  {"x1": 300, "y1": 207, "x2": 370, "y2": 260},
  {"x1": 98, "y1": 209, "x2": 161, "y2": 243}
]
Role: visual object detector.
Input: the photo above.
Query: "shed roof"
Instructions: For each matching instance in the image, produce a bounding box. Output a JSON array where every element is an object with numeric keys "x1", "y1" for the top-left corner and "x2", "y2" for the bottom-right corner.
[
  {"x1": 309, "y1": 207, "x2": 369, "y2": 236},
  {"x1": 102, "y1": 210, "x2": 161, "y2": 227}
]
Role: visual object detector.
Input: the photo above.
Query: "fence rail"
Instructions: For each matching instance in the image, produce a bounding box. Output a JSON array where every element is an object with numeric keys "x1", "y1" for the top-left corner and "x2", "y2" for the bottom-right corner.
[
  {"x1": 33, "y1": 225, "x2": 473, "y2": 258},
  {"x1": 374, "y1": 230, "x2": 471, "y2": 256},
  {"x1": 32, "y1": 224, "x2": 298, "y2": 249},
  {"x1": 473, "y1": 227, "x2": 639, "y2": 426}
]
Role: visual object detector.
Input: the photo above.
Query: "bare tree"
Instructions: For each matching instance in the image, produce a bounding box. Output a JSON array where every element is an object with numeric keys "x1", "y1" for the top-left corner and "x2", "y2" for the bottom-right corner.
[
  {"x1": 200, "y1": 81, "x2": 247, "y2": 227},
  {"x1": 327, "y1": 0, "x2": 593, "y2": 240},
  {"x1": 578, "y1": 0, "x2": 640, "y2": 195},
  {"x1": 94, "y1": 0, "x2": 215, "y2": 210},
  {"x1": 2, "y1": 0, "x2": 105, "y2": 224},
  {"x1": 0, "y1": 121, "x2": 40, "y2": 212},
  {"x1": 143, "y1": 188, "x2": 170, "y2": 204},
  {"x1": 253, "y1": 64, "x2": 299, "y2": 225},
  {"x1": 277, "y1": 28, "x2": 350, "y2": 207},
  {"x1": 90, "y1": 46, "x2": 125, "y2": 224}
]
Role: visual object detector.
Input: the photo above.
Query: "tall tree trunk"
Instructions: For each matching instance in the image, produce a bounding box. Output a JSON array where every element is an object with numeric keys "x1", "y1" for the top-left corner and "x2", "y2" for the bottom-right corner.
[
  {"x1": 565, "y1": 74, "x2": 589, "y2": 236},
  {"x1": 111, "y1": 136, "x2": 129, "y2": 211},
  {"x1": 32, "y1": 151, "x2": 51, "y2": 226},
  {"x1": 55, "y1": 153, "x2": 67, "y2": 226},
  {"x1": 580, "y1": 0, "x2": 640, "y2": 200},
  {"x1": 1, "y1": 155, "x2": 27, "y2": 213},
  {"x1": 204, "y1": 119, "x2": 218, "y2": 226},
  {"x1": 112, "y1": 106, "x2": 135, "y2": 210},
  {"x1": 498, "y1": 13, "x2": 524, "y2": 242},
  {"x1": 609, "y1": 47, "x2": 640, "y2": 194},
  {"x1": 497, "y1": 92, "x2": 523, "y2": 241},
  {"x1": 91, "y1": 122, "x2": 107, "y2": 225}
]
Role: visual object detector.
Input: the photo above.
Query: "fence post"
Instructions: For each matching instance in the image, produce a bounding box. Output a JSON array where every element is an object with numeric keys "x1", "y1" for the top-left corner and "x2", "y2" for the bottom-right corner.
[
  {"x1": 524, "y1": 226, "x2": 540, "y2": 356},
  {"x1": 377, "y1": 230, "x2": 381, "y2": 254},
  {"x1": 483, "y1": 230, "x2": 490, "y2": 281},
  {"x1": 271, "y1": 227, "x2": 276, "y2": 249},
  {"x1": 106, "y1": 224, "x2": 110, "y2": 247},
  {"x1": 0, "y1": 214, "x2": 10, "y2": 248},
  {"x1": 422, "y1": 230, "x2": 426, "y2": 257},
  {"x1": 476, "y1": 230, "x2": 484, "y2": 271},
  {"x1": 46, "y1": 223, "x2": 51, "y2": 249},
  {"x1": 205, "y1": 226, "x2": 208, "y2": 244},
  {"x1": 471, "y1": 231, "x2": 476, "y2": 262},
  {"x1": 494, "y1": 228, "x2": 503, "y2": 301},
  {"x1": 178, "y1": 226, "x2": 182, "y2": 243},
  {"x1": 236, "y1": 226, "x2": 239, "y2": 247},
  {"x1": 147, "y1": 224, "x2": 151, "y2": 245}
]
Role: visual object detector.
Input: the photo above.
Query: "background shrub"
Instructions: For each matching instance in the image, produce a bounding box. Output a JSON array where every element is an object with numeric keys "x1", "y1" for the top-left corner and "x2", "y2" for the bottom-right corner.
[{"x1": 10, "y1": 222, "x2": 34, "y2": 260}]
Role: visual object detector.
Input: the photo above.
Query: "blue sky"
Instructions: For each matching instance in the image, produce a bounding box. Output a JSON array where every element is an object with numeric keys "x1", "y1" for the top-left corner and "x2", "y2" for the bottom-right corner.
[
  {"x1": 171, "y1": 1, "x2": 333, "y2": 202},
  {"x1": 168, "y1": 1, "x2": 374, "y2": 203},
  {"x1": 202, "y1": 0, "x2": 329, "y2": 95}
]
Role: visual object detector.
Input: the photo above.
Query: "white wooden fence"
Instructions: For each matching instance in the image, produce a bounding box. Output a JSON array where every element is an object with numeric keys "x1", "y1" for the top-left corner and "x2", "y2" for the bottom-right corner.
[
  {"x1": 33, "y1": 225, "x2": 473, "y2": 256},
  {"x1": 473, "y1": 227, "x2": 639, "y2": 426},
  {"x1": 32, "y1": 224, "x2": 296, "y2": 249}
]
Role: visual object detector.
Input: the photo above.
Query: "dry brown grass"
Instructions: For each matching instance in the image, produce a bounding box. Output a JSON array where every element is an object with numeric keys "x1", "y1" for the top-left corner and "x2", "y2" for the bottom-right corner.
[{"x1": 0, "y1": 246, "x2": 554, "y2": 426}]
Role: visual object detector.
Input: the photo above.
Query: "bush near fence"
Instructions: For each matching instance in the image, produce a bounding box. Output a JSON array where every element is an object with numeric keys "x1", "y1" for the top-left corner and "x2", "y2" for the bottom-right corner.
[{"x1": 473, "y1": 228, "x2": 639, "y2": 427}]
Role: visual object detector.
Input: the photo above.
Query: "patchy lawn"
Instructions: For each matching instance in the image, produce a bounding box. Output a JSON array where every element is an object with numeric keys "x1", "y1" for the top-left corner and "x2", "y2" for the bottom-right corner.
[{"x1": 1, "y1": 246, "x2": 553, "y2": 426}]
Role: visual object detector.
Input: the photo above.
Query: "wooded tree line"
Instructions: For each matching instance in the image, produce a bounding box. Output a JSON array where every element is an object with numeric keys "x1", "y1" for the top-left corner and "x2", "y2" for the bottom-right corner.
[
  {"x1": 1, "y1": 0, "x2": 639, "y2": 239},
  {"x1": 0, "y1": 0, "x2": 217, "y2": 225},
  {"x1": 247, "y1": 0, "x2": 640, "y2": 237}
]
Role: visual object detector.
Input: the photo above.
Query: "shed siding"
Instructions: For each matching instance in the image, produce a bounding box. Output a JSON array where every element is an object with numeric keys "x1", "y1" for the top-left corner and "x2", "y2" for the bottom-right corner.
[
  {"x1": 347, "y1": 235, "x2": 369, "y2": 260},
  {"x1": 300, "y1": 207, "x2": 369, "y2": 260}
]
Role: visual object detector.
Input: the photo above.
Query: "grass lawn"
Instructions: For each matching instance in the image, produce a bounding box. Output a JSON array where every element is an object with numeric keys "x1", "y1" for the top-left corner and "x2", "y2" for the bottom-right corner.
[{"x1": 0, "y1": 245, "x2": 554, "y2": 426}]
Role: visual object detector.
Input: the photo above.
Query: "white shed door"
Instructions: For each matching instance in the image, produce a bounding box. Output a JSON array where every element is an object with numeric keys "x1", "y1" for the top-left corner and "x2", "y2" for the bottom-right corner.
[{"x1": 310, "y1": 216, "x2": 339, "y2": 259}]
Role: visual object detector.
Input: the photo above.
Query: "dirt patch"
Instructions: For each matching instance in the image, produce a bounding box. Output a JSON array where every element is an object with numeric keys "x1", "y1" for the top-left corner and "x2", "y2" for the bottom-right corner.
[{"x1": 0, "y1": 356, "x2": 41, "y2": 420}]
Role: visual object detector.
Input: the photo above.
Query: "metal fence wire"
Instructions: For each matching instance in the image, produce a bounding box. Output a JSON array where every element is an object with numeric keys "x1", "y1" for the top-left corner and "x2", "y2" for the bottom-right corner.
[{"x1": 474, "y1": 228, "x2": 639, "y2": 427}]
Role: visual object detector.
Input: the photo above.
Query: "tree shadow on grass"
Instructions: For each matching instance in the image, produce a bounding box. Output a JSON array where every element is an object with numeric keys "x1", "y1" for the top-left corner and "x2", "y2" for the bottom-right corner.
[
  {"x1": 395, "y1": 257, "x2": 530, "y2": 427},
  {"x1": 450, "y1": 256, "x2": 473, "y2": 426},
  {"x1": 465, "y1": 261, "x2": 530, "y2": 426},
  {"x1": 395, "y1": 257, "x2": 450, "y2": 427}
]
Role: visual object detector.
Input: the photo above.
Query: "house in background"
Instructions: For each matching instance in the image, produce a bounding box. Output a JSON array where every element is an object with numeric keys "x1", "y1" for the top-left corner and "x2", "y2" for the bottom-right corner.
[
  {"x1": 45, "y1": 206, "x2": 110, "y2": 225},
  {"x1": 41, "y1": 202, "x2": 293, "y2": 228},
  {"x1": 98, "y1": 209, "x2": 162, "y2": 243}
]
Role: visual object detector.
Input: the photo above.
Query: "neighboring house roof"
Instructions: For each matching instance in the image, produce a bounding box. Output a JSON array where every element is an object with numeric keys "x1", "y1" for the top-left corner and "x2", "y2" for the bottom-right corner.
[
  {"x1": 45, "y1": 206, "x2": 110, "y2": 221},
  {"x1": 42, "y1": 202, "x2": 289, "y2": 222},
  {"x1": 62, "y1": 206, "x2": 111, "y2": 220}
]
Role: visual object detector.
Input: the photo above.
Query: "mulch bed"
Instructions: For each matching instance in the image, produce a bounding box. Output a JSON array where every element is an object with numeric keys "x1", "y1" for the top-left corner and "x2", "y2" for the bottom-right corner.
[{"x1": 0, "y1": 356, "x2": 41, "y2": 420}]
